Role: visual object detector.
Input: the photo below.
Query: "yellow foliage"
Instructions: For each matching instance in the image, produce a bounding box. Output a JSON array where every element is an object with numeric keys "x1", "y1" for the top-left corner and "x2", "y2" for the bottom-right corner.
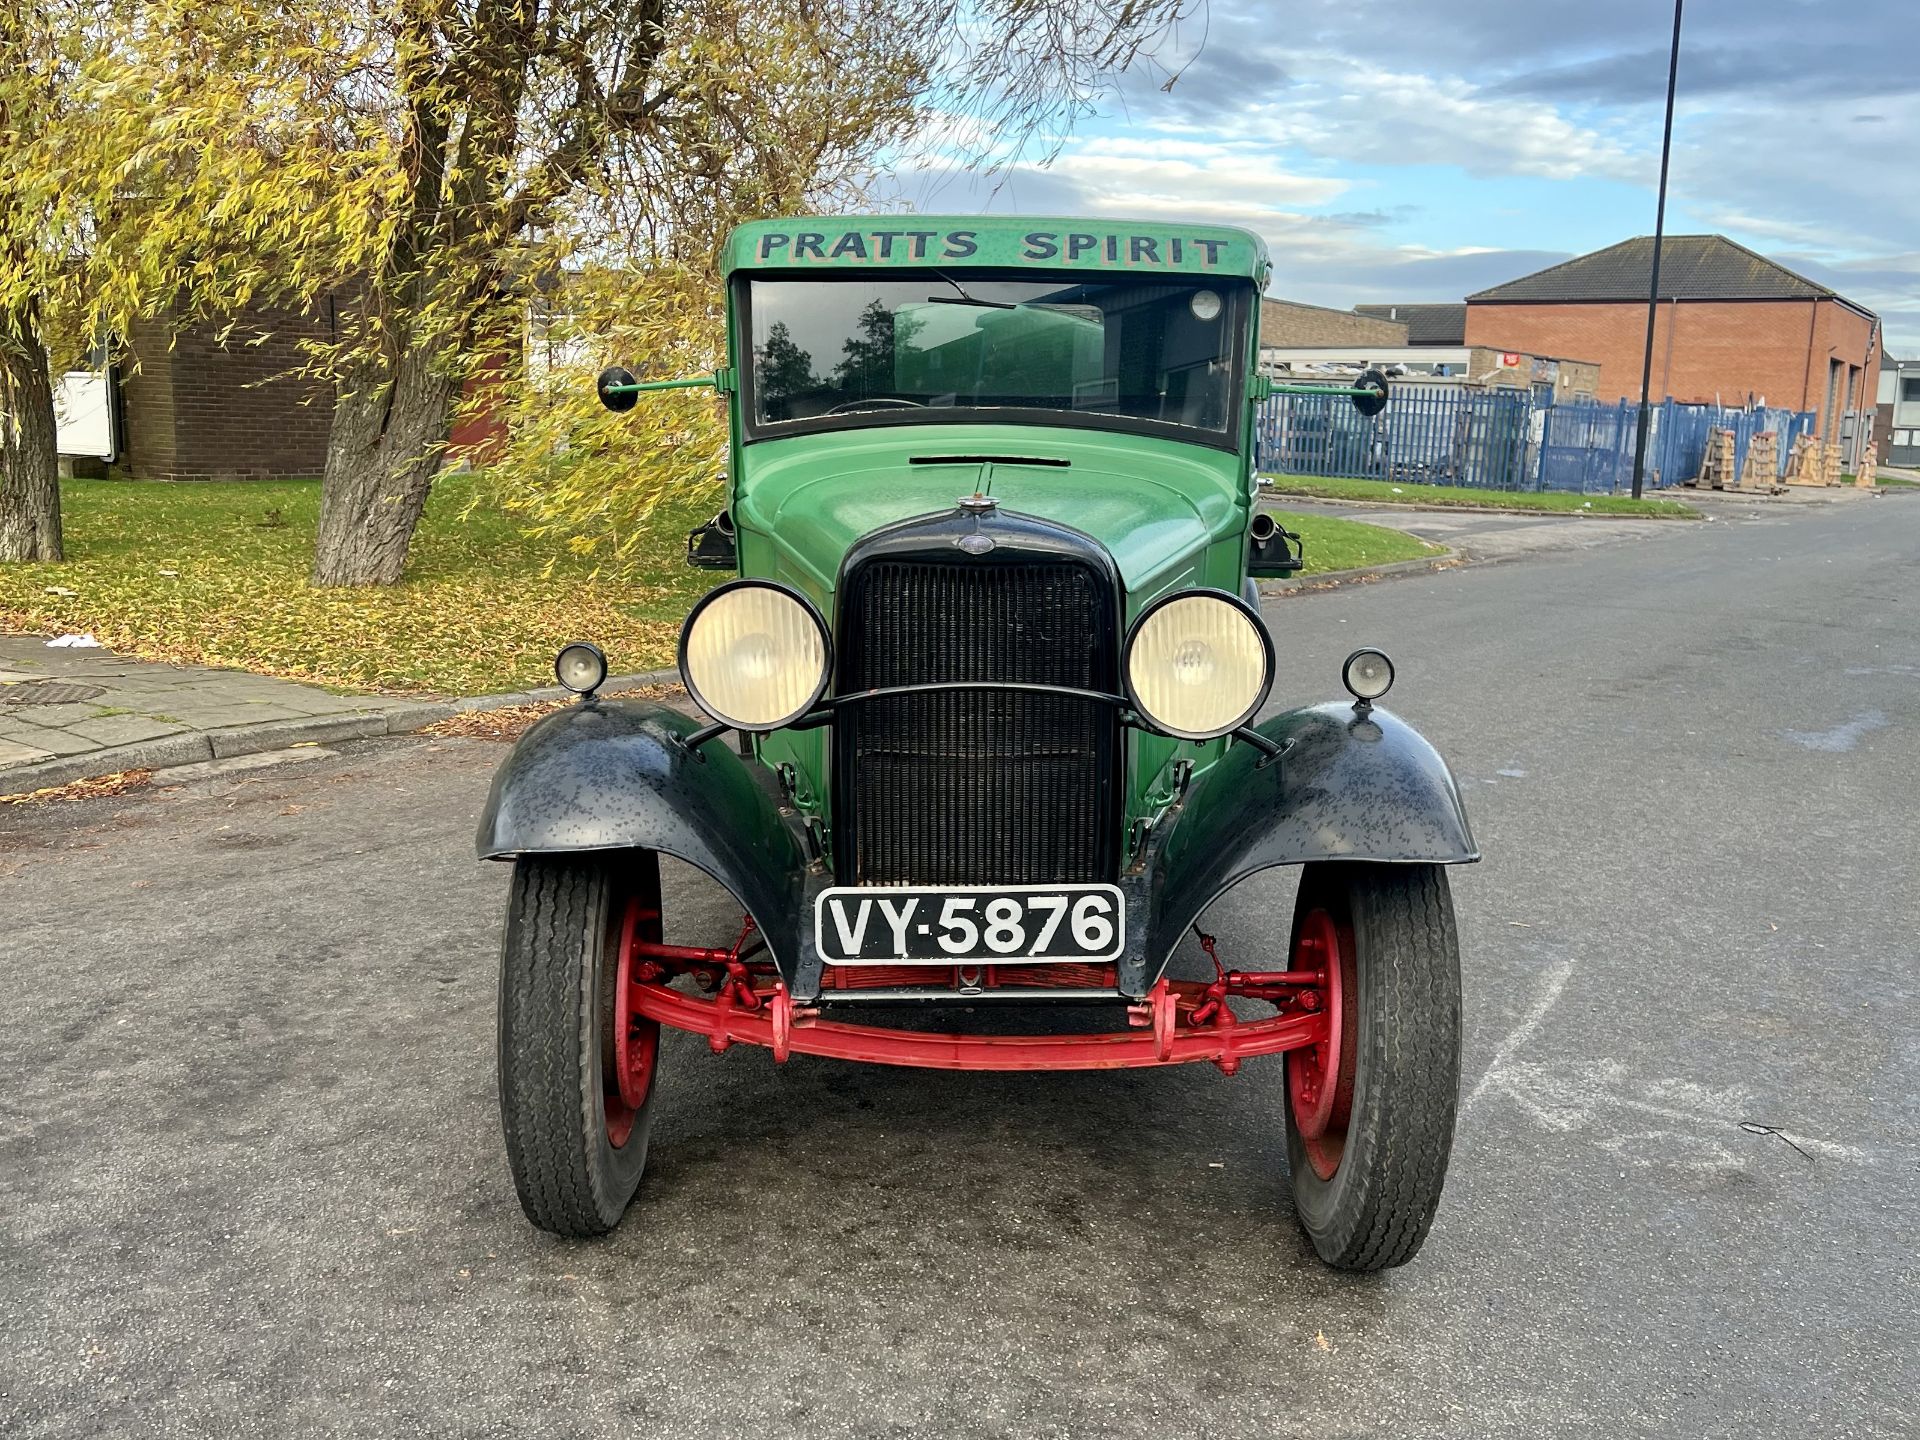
[
  {"x1": 482, "y1": 265, "x2": 730, "y2": 564},
  {"x1": 2, "y1": 1, "x2": 399, "y2": 365}
]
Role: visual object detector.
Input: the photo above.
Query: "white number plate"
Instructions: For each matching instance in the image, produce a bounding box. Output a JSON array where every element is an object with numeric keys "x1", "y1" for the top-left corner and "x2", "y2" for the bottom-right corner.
[{"x1": 814, "y1": 884, "x2": 1126, "y2": 965}]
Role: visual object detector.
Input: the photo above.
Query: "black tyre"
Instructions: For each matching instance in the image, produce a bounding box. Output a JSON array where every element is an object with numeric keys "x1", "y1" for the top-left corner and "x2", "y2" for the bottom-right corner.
[
  {"x1": 498, "y1": 853, "x2": 663, "y2": 1237},
  {"x1": 1283, "y1": 861, "x2": 1460, "y2": 1271}
]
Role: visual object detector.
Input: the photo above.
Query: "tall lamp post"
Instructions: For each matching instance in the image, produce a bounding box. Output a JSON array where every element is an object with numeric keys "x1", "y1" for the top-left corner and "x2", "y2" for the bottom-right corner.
[{"x1": 1630, "y1": 0, "x2": 1685, "y2": 499}]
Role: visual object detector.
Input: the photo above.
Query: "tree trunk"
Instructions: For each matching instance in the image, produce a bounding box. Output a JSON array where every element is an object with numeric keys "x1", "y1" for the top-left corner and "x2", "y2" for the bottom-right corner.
[
  {"x1": 311, "y1": 338, "x2": 458, "y2": 587},
  {"x1": 0, "y1": 307, "x2": 63, "y2": 564}
]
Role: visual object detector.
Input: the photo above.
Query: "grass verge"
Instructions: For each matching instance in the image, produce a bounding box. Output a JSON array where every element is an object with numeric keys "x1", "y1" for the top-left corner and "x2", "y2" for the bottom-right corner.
[
  {"x1": 1261, "y1": 473, "x2": 1700, "y2": 517},
  {"x1": 0, "y1": 476, "x2": 717, "y2": 695},
  {"x1": 0, "y1": 479, "x2": 1436, "y2": 695},
  {"x1": 1266, "y1": 507, "x2": 1443, "y2": 574}
]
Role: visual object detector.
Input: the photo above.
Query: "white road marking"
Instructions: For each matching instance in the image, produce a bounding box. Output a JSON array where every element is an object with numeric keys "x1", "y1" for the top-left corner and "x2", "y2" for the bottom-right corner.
[
  {"x1": 1781, "y1": 709, "x2": 1888, "y2": 752},
  {"x1": 1463, "y1": 954, "x2": 1577, "y2": 1115},
  {"x1": 1477, "y1": 1057, "x2": 1869, "y2": 1169}
]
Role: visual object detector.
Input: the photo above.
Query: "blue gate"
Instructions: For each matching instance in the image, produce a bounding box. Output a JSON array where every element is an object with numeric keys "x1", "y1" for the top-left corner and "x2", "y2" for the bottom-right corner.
[
  {"x1": 1537, "y1": 401, "x2": 1638, "y2": 492},
  {"x1": 1255, "y1": 384, "x2": 1534, "y2": 490}
]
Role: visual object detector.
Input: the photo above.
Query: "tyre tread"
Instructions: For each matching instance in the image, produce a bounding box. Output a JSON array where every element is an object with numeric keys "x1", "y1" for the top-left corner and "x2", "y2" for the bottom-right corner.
[
  {"x1": 1288, "y1": 862, "x2": 1460, "y2": 1271},
  {"x1": 498, "y1": 857, "x2": 639, "y2": 1237}
]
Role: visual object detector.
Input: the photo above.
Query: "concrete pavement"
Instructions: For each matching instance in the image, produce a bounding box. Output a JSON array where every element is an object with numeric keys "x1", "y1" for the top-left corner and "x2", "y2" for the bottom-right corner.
[
  {"x1": 0, "y1": 635, "x2": 675, "y2": 795},
  {"x1": 1, "y1": 497, "x2": 1915, "y2": 1437},
  {"x1": 0, "y1": 636, "x2": 401, "y2": 773},
  {"x1": 1269, "y1": 496, "x2": 1711, "y2": 567}
]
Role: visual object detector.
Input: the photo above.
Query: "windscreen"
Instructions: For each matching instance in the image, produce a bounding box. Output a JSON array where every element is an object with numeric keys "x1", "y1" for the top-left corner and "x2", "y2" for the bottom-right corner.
[{"x1": 745, "y1": 274, "x2": 1248, "y2": 442}]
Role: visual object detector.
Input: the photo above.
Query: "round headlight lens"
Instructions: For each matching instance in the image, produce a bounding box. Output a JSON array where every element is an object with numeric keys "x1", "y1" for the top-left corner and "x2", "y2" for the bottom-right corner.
[
  {"x1": 679, "y1": 581, "x2": 831, "y2": 731},
  {"x1": 1342, "y1": 647, "x2": 1394, "y2": 702},
  {"x1": 1125, "y1": 590, "x2": 1273, "y2": 740},
  {"x1": 554, "y1": 642, "x2": 609, "y2": 695}
]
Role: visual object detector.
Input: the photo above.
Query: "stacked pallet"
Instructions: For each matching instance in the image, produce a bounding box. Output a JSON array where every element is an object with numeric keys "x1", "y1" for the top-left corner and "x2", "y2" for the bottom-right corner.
[
  {"x1": 1784, "y1": 434, "x2": 1829, "y2": 487},
  {"x1": 1735, "y1": 431, "x2": 1783, "y2": 494},
  {"x1": 1823, "y1": 439, "x2": 1844, "y2": 487},
  {"x1": 1856, "y1": 442, "x2": 1877, "y2": 489},
  {"x1": 1687, "y1": 429, "x2": 1738, "y2": 489}
]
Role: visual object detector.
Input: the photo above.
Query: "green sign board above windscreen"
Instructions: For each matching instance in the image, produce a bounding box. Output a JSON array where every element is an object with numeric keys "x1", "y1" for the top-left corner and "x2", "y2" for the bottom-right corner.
[{"x1": 724, "y1": 216, "x2": 1270, "y2": 280}]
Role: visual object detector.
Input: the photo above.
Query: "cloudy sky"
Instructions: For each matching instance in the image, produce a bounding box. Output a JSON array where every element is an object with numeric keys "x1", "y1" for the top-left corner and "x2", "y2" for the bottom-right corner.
[{"x1": 897, "y1": 0, "x2": 1919, "y2": 356}]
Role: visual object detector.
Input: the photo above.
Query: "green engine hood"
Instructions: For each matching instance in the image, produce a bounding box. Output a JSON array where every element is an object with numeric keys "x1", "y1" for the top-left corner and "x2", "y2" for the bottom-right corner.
[{"x1": 732, "y1": 424, "x2": 1247, "y2": 609}]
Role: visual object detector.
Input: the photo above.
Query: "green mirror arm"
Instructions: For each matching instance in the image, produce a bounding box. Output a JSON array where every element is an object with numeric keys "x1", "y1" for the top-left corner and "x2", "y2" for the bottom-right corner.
[
  {"x1": 1253, "y1": 376, "x2": 1382, "y2": 400},
  {"x1": 596, "y1": 365, "x2": 735, "y2": 412},
  {"x1": 603, "y1": 370, "x2": 732, "y2": 396},
  {"x1": 1251, "y1": 368, "x2": 1390, "y2": 416},
  {"x1": 1271, "y1": 383, "x2": 1379, "y2": 398}
]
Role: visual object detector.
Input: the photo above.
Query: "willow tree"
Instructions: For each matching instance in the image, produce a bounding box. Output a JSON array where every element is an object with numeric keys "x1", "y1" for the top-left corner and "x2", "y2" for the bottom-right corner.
[
  {"x1": 261, "y1": 0, "x2": 1204, "y2": 586},
  {"x1": 0, "y1": 1, "x2": 95, "y2": 562},
  {"x1": 0, "y1": 0, "x2": 395, "y2": 563}
]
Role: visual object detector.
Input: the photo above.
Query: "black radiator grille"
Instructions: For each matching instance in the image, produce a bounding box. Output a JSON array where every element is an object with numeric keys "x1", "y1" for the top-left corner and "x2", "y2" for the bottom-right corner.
[{"x1": 840, "y1": 557, "x2": 1117, "y2": 886}]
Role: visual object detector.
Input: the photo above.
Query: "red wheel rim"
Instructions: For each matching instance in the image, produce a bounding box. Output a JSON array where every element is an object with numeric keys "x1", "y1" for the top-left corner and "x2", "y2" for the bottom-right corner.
[
  {"x1": 605, "y1": 896, "x2": 660, "y2": 1149},
  {"x1": 1287, "y1": 906, "x2": 1355, "y2": 1180}
]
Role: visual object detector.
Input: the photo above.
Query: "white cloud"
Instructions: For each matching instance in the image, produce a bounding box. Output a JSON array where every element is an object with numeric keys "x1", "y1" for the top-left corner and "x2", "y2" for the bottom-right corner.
[
  {"x1": 1044, "y1": 141, "x2": 1349, "y2": 211},
  {"x1": 1222, "y1": 54, "x2": 1645, "y2": 184}
]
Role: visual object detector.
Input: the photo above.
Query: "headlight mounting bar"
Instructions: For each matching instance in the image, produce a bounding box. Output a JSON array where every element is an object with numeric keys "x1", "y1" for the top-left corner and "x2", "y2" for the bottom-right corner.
[{"x1": 676, "y1": 678, "x2": 1285, "y2": 764}]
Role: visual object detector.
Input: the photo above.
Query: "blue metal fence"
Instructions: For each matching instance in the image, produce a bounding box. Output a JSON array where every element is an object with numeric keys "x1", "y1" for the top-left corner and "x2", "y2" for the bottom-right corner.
[
  {"x1": 1255, "y1": 384, "x2": 1534, "y2": 490},
  {"x1": 1255, "y1": 387, "x2": 1819, "y2": 494}
]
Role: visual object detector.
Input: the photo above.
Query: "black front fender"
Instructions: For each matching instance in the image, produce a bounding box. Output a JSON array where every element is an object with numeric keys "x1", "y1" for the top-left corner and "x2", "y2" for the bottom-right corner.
[
  {"x1": 1135, "y1": 701, "x2": 1477, "y2": 983},
  {"x1": 476, "y1": 700, "x2": 810, "y2": 979}
]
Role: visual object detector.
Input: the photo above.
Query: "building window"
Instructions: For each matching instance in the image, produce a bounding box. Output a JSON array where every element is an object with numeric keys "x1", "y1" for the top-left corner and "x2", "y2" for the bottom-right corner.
[{"x1": 1902, "y1": 377, "x2": 1920, "y2": 402}]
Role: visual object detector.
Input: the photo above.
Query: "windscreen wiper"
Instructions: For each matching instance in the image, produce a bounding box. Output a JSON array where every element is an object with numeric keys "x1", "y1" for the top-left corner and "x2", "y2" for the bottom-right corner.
[{"x1": 926, "y1": 271, "x2": 1016, "y2": 309}]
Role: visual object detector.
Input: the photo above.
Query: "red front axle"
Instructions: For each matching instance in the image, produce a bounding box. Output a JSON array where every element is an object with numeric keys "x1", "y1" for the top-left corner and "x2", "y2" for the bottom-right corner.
[{"x1": 619, "y1": 908, "x2": 1329, "y2": 1075}]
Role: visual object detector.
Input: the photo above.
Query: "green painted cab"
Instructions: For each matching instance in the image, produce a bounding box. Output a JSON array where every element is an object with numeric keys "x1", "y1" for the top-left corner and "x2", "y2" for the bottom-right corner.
[{"x1": 706, "y1": 215, "x2": 1291, "y2": 859}]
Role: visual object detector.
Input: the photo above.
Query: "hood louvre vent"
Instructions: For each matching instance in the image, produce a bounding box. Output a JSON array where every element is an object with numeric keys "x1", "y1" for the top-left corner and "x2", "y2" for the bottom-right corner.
[{"x1": 908, "y1": 454, "x2": 1069, "y2": 467}]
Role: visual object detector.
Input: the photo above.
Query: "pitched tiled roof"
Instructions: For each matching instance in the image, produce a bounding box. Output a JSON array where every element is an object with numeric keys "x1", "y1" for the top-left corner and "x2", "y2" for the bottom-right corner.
[
  {"x1": 1353, "y1": 303, "x2": 1466, "y2": 344},
  {"x1": 1468, "y1": 235, "x2": 1846, "y2": 305}
]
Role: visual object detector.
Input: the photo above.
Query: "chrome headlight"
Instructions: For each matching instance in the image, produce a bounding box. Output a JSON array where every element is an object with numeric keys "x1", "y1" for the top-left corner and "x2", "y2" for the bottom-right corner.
[
  {"x1": 1124, "y1": 589, "x2": 1273, "y2": 741},
  {"x1": 678, "y1": 580, "x2": 832, "y2": 731}
]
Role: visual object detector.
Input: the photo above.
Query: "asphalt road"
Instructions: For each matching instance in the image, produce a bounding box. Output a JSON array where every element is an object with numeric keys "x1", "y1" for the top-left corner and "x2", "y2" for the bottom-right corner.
[{"x1": 3, "y1": 496, "x2": 1915, "y2": 1438}]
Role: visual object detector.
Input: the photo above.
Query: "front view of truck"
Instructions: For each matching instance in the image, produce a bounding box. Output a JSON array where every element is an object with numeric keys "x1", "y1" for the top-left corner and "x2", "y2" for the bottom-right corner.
[{"x1": 478, "y1": 217, "x2": 1478, "y2": 1273}]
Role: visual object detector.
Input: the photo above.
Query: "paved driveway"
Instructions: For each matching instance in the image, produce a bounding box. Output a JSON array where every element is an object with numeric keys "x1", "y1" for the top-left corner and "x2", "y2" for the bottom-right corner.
[{"x1": 2, "y1": 497, "x2": 1915, "y2": 1437}]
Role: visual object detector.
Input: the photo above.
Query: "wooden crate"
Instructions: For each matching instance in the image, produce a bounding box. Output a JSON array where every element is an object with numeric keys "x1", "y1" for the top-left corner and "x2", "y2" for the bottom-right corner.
[
  {"x1": 1735, "y1": 431, "x2": 1783, "y2": 494},
  {"x1": 1784, "y1": 434, "x2": 1829, "y2": 487},
  {"x1": 1856, "y1": 442, "x2": 1877, "y2": 489},
  {"x1": 1688, "y1": 428, "x2": 1737, "y2": 489}
]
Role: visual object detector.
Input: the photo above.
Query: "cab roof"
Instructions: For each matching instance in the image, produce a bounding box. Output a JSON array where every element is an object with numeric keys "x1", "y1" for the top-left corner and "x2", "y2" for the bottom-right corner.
[{"x1": 723, "y1": 215, "x2": 1270, "y2": 282}]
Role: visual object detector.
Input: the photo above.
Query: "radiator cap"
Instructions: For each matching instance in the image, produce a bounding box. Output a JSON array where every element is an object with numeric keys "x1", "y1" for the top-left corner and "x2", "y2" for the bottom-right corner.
[{"x1": 956, "y1": 492, "x2": 998, "y2": 514}]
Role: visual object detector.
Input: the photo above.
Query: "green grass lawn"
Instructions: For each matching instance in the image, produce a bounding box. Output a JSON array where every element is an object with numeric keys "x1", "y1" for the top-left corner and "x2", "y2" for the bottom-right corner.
[
  {"x1": 1261, "y1": 472, "x2": 1700, "y2": 517},
  {"x1": 1848, "y1": 472, "x2": 1919, "y2": 488},
  {"x1": 0, "y1": 476, "x2": 719, "y2": 694},
  {"x1": 1266, "y1": 507, "x2": 1442, "y2": 575},
  {"x1": 0, "y1": 478, "x2": 1435, "y2": 695}
]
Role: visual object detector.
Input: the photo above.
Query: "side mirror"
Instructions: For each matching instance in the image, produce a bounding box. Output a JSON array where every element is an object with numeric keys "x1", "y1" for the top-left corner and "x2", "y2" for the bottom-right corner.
[
  {"x1": 1352, "y1": 367, "x2": 1389, "y2": 418},
  {"x1": 596, "y1": 366, "x2": 639, "y2": 413}
]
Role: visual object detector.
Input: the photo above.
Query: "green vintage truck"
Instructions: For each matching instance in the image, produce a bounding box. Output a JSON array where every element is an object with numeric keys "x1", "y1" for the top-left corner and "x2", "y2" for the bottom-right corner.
[{"x1": 477, "y1": 216, "x2": 1477, "y2": 1270}]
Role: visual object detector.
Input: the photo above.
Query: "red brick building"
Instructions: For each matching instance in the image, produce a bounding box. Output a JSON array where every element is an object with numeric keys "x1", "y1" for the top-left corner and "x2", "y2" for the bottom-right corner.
[
  {"x1": 122, "y1": 302, "x2": 338, "y2": 480},
  {"x1": 1464, "y1": 236, "x2": 1881, "y2": 436},
  {"x1": 116, "y1": 297, "x2": 509, "y2": 480}
]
